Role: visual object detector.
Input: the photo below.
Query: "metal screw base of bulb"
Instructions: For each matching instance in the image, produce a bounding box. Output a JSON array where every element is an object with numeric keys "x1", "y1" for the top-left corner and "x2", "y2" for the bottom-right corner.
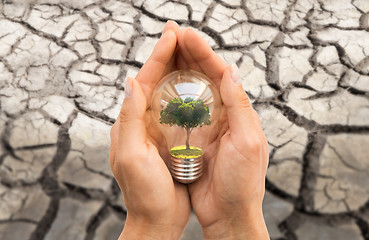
[{"x1": 170, "y1": 156, "x2": 203, "y2": 184}]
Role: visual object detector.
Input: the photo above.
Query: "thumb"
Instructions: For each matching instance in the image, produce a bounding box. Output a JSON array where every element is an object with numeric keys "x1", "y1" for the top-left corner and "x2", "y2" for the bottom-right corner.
[
  {"x1": 117, "y1": 77, "x2": 147, "y2": 155},
  {"x1": 220, "y1": 64, "x2": 256, "y2": 136}
]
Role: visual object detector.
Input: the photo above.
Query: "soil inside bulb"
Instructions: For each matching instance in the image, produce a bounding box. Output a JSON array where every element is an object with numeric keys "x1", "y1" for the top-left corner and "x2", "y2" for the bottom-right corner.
[{"x1": 170, "y1": 145, "x2": 203, "y2": 159}]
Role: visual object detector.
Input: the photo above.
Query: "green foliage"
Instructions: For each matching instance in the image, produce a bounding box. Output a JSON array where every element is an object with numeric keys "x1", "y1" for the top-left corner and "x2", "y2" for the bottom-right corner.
[{"x1": 160, "y1": 97, "x2": 211, "y2": 130}]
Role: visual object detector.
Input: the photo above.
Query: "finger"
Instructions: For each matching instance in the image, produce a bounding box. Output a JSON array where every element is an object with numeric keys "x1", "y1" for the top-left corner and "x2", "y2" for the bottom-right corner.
[
  {"x1": 220, "y1": 64, "x2": 260, "y2": 143},
  {"x1": 162, "y1": 20, "x2": 180, "y2": 35},
  {"x1": 180, "y1": 28, "x2": 227, "y2": 87},
  {"x1": 175, "y1": 50, "x2": 189, "y2": 70},
  {"x1": 162, "y1": 21, "x2": 180, "y2": 73},
  {"x1": 117, "y1": 77, "x2": 148, "y2": 160},
  {"x1": 251, "y1": 109, "x2": 269, "y2": 169},
  {"x1": 176, "y1": 29, "x2": 203, "y2": 73},
  {"x1": 135, "y1": 28, "x2": 177, "y2": 103}
]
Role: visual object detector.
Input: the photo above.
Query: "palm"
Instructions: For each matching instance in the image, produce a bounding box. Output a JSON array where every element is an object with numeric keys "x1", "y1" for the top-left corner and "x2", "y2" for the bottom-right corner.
[
  {"x1": 110, "y1": 117, "x2": 190, "y2": 227},
  {"x1": 143, "y1": 141, "x2": 190, "y2": 226},
  {"x1": 110, "y1": 22, "x2": 192, "y2": 233},
  {"x1": 187, "y1": 120, "x2": 265, "y2": 227}
]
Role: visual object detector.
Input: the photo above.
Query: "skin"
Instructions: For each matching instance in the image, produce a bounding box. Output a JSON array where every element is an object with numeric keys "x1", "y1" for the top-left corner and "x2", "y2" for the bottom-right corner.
[{"x1": 109, "y1": 21, "x2": 270, "y2": 239}]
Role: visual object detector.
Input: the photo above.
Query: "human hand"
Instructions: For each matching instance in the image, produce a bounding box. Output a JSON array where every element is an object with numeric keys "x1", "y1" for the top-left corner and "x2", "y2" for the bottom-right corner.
[
  {"x1": 176, "y1": 28, "x2": 270, "y2": 239},
  {"x1": 109, "y1": 22, "x2": 191, "y2": 240}
]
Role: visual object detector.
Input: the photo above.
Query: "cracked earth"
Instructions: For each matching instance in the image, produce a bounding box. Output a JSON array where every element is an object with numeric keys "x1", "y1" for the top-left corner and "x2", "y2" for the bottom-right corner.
[{"x1": 0, "y1": 0, "x2": 368, "y2": 239}]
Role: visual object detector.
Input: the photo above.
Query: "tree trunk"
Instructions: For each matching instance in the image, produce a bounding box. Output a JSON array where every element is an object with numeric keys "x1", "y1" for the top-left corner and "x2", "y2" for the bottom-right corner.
[{"x1": 186, "y1": 128, "x2": 190, "y2": 150}]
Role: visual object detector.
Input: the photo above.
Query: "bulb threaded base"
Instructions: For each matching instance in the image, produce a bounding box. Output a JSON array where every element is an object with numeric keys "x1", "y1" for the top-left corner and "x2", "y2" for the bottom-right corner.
[{"x1": 169, "y1": 156, "x2": 203, "y2": 184}]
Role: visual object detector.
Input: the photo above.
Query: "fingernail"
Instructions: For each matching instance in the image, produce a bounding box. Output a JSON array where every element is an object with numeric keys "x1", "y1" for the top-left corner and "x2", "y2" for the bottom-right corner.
[
  {"x1": 162, "y1": 21, "x2": 169, "y2": 34},
  {"x1": 165, "y1": 20, "x2": 173, "y2": 26},
  {"x1": 125, "y1": 78, "x2": 133, "y2": 98},
  {"x1": 161, "y1": 21, "x2": 173, "y2": 37},
  {"x1": 231, "y1": 63, "x2": 241, "y2": 84}
]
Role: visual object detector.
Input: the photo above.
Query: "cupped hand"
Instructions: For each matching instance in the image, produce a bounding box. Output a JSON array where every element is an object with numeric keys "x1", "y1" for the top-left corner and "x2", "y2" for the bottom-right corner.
[
  {"x1": 175, "y1": 28, "x2": 270, "y2": 239},
  {"x1": 109, "y1": 22, "x2": 191, "y2": 240}
]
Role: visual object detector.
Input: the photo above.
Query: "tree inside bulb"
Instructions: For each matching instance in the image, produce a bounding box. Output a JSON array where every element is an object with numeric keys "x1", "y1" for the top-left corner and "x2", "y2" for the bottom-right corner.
[
  {"x1": 151, "y1": 70, "x2": 221, "y2": 184},
  {"x1": 160, "y1": 97, "x2": 210, "y2": 158}
]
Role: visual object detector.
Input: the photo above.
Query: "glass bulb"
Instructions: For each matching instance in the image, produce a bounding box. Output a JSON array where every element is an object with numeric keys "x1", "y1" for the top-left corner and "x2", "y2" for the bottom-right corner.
[{"x1": 151, "y1": 70, "x2": 221, "y2": 184}]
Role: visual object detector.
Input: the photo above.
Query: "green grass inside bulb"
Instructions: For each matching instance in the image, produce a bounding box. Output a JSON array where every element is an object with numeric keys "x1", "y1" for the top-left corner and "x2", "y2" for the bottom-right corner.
[{"x1": 170, "y1": 145, "x2": 203, "y2": 159}]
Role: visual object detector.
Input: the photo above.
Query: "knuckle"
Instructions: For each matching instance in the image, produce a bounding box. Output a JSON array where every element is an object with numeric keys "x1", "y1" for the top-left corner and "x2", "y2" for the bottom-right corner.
[
  {"x1": 245, "y1": 135, "x2": 263, "y2": 154},
  {"x1": 119, "y1": 110, "x2": 130, "y2": 125},
  {"x1": 116, "y1": 147, "x2": 147, "y2": 170},
  {"x1": 238, "y1": 95, "x2": 252, "y2": 110}
]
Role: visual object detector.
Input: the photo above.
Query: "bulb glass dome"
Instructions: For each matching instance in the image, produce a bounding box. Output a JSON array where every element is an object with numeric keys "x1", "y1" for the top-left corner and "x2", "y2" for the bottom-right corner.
[{"x1": 151, "y1": 70, "x2": 221, "y2": 184}]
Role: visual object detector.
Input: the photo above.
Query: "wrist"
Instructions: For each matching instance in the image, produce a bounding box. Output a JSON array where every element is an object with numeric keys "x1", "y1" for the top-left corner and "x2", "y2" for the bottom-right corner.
[
  {"x1": 202, "y1": 207, "x2": 269, "y2": 240},
  {"x1": 119, "y1": 215, "x2": 183, "y2": 240}
]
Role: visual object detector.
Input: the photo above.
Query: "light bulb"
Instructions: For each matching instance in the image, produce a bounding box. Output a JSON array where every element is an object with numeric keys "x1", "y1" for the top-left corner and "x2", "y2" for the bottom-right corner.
[{"x1": 151, "y1": 70, "x2": 221, "y2": 184}]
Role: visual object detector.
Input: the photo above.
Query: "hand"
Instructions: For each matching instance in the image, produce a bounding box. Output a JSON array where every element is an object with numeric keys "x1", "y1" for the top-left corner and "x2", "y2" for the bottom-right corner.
[
  {"x1": 109, "y1": 22, "x2": 191, "y2": 240},
  {"x1": 176, "y1": 28, "x2": 270, "y2": 239}
]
